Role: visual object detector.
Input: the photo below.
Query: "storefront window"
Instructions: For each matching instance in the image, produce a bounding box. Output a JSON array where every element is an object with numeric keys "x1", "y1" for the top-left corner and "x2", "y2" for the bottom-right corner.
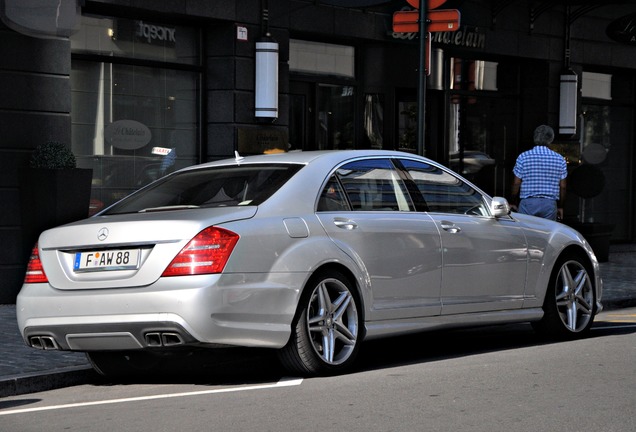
[
  {"x1": 289, "y1": 39, "x2": 356, "y2": 151},
  {"x1": 447, "y1": 57, "x2": 518, "y2": 197},
  {"x1": 364, "y1": 94, "x2": 384, "y2": 149},
  {"x1": 398, "y1": 101, "x2": 417, "y2": 151},
  {"x1": 70, "y1": 15, "x2": 200, "y2": 213},
  {"x1": 577, "y1": 104, "x2": 631, "y2": 240},
  {"x1": 317, "y1": 85, "x2": 354, "y2": 150}
]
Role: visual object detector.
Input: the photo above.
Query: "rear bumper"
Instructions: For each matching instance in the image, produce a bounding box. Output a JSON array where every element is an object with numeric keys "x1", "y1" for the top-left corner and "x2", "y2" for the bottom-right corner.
[
  {"x1": 23, "y1": 318, "x2": 204, "y2": 351},
  {"x1": 17, "y1": 272, "x2": 306, "y2": 351}
]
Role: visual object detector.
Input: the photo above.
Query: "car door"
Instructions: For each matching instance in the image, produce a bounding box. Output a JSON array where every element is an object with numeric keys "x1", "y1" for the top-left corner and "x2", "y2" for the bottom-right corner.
[
  {"x1": 315, "y1": 158, "x2": 442, "y2": 321},
  {"x1": 399, "y1": 158, "x2": 528, "y2": 314}
]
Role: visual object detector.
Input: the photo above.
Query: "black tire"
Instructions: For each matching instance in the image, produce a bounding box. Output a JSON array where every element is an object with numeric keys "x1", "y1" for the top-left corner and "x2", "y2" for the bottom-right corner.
[
  {"x1": 86, "y1": 351, "x2": 161, "y2": 378},
  {"x1": 532, "y1": 253, "x2": 597, "y2": 340},
  {"x1": 278, "y1": 270, "x2": 361, "y2": 376}
]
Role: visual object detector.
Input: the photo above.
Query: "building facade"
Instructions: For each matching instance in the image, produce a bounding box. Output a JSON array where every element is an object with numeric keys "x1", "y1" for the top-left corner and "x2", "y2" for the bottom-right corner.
[{"x1": 1, "y1": 0, "x2": 635, "y2": 302}]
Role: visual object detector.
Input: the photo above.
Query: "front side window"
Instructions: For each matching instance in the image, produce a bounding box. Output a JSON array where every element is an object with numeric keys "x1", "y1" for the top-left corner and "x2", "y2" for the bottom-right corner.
[{"x1": 400, "y1": 159, "x2": 488, "y2": 216}]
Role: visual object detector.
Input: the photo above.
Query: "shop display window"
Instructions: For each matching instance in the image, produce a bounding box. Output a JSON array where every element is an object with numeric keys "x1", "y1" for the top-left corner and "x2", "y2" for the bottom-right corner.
[{"x1": 71, "y1": 15, "x2": 200, "y2": 214}]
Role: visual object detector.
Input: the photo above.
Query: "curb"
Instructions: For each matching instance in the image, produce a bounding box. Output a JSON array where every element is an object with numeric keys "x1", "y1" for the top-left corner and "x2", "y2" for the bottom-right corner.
[
  {"x1": 602, "y1": 297, "x2": 636, "y2": 312},
  {"x1": 0, "y1": 365, "x2": 97, "y2": 398}
]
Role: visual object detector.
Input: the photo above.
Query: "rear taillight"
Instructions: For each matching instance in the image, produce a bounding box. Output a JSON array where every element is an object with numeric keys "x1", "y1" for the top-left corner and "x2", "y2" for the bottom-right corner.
[
  {"x1": 161, "y1": 227, "x2": 239, "y2": 277},
  {"x1": 24, "y1": 243, "x2": 48, "y2": 283}
]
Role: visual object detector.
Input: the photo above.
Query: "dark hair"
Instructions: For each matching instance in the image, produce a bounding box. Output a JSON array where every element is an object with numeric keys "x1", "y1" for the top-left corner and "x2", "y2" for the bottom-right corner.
[{"x1": 533, "y1": 125, "x2": 554, "y2": 146}]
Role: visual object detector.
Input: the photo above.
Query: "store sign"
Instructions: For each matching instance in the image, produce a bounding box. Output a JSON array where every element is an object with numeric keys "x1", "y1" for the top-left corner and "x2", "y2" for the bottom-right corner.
[
  {"x1": 238, "y1": 127, "x2": 288, "y2": 154},
  {"x1": 431, "y1": 25, "x2": 485, "y2": 49},
  {"x1": 136, "y1": 20, "x2": 176, "y2": 44},
  {"x1": 390, "y1": 7, "x2": 484, "y2": 49},
  {"x1": 114, "y1": 19, "x2": 176, "y2": 46},
  {"x1": 606, "y1": 13, "x2": 636, "y2": 45},
  {"x1": 105, "y1": 120, "x2": 152, "y2": 150},
  {"x1": 392, "y1": 24, "x2": 485, "y2": 49}
]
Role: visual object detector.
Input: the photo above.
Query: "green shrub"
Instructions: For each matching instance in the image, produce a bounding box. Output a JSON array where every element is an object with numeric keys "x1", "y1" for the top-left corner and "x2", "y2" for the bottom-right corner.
[{"x1": 30, "y1": 141, "x2": 77, "y2": 169}]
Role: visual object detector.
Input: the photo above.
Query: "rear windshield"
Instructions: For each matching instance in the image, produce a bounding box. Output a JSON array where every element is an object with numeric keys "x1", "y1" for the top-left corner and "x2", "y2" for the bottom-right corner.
[{"x1": 102, "y1": 163, "x2": 303, "y2": 215}]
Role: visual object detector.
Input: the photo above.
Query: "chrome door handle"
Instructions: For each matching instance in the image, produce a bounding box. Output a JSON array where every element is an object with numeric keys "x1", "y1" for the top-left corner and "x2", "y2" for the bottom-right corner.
[
  {"x1": 333, "y1": 218, "x2": 358, "y2": 230},
  {"x1": 440, "y1": 222, "x2": 461, "y2": 234}
]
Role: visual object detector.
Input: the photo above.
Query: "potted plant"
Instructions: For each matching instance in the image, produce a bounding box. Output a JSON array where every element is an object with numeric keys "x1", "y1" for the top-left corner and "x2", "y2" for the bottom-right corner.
[{"x1": 19, "y1": 141, "x2": 93, "y2": 258}]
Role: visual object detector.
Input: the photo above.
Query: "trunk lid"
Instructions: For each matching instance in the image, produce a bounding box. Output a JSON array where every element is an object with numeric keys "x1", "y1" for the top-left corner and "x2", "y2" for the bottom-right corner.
[{"x1": 35, "y1": 207, "x2": 257, "y2": 290}]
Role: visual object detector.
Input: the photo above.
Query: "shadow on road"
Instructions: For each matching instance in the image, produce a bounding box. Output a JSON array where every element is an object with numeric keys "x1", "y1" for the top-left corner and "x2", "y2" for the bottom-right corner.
[{"x1": 85, "y1": 318, "x2": 635, "y2": 387}]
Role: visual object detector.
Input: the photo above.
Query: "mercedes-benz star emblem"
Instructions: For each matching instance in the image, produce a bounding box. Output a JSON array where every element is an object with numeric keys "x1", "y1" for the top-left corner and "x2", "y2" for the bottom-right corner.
[{"x1": 97, "y1": 227, "x2": 109, "y2": 241}]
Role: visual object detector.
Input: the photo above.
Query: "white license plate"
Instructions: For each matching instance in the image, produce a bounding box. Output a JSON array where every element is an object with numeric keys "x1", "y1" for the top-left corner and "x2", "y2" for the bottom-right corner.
[{"x1": 73, "y1": 249, "x2": 141, "y2": 272}]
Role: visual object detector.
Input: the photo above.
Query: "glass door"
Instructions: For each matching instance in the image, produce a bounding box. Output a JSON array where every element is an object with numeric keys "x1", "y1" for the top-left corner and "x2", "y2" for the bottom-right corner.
[{"x1": 289, "y1": 81, "x2": 356, "y2": 151}]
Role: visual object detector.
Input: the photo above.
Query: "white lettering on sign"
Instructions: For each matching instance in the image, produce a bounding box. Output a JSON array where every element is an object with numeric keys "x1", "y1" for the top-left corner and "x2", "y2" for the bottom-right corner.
[
  {"x1": 136, "y1": 21, "x2": 176, "y2": 44},
  {"x1": 391, "y1": 27, "x2": 485, "y2": 49},
  {"x1": 431, "y1": 29, "x2": 485, "y2": 49}
]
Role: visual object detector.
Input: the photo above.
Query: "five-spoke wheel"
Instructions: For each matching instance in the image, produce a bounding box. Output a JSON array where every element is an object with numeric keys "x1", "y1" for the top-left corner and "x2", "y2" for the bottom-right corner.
[
  {"x1": 279, "y1": 270, "x2": 361, "y2": 375},
  {"x1": 532, "y1": 253, "x2": 596, "y2": 339}
]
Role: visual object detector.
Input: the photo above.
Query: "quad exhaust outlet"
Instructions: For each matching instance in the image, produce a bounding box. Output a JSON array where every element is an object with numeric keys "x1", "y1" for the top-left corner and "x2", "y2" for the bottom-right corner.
[
  {"x1": 29, "y1": 336, "x2": 59, "y2": 350},
  {"x1": 144, "y1": 332, "x2": 185, "y2": 347}
]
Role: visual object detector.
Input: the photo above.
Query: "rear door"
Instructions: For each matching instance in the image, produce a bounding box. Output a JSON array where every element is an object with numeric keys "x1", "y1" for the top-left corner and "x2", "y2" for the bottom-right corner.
[{"x1": 316, "y1": 158, "x2": 442, "y2": 321}]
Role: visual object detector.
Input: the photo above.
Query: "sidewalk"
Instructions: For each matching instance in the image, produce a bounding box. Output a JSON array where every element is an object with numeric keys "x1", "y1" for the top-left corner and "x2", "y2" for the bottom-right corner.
[{"x1": 1, "y1": 244, "x2": 635, "y2": 398}]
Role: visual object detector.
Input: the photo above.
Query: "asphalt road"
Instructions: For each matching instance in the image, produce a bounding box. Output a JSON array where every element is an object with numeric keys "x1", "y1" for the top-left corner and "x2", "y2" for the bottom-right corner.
[{"x1": 1, "y1": 308, "x2": 634, "y2": 432}]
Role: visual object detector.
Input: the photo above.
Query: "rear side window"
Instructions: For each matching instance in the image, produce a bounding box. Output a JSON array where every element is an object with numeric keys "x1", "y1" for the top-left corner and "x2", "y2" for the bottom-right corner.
[
  {"x1": 103, "y1": 164, "x2": 303, "y2": 214},
  {"x1": 400, "y1": 159, "x2": 488, "y2": 215},
  {"x1": 322, "y1": 159, "x2": 411, "y2": 211},
  {"x1": 317, "y1": 176, "x2": 350, "y2": 211}
]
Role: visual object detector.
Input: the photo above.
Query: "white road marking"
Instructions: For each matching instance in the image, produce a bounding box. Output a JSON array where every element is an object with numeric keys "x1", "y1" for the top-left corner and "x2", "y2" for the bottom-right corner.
[{"x1": 0, "y1": 377, "x2": 303, "y2": 416}]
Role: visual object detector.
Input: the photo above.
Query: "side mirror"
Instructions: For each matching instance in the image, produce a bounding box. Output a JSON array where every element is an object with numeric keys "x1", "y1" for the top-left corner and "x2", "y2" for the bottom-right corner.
[{"x1": 490, "y1": 197, "x2": 511, "y2": 218}]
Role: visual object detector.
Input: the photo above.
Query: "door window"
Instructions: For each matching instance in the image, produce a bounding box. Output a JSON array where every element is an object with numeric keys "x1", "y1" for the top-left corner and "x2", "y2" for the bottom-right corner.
[
  {"x1": 400, "y1": 159, "x2": 488, "y2": 216},
  {"x1": 319, "y1": 159, "x2": 411, "y2": 212}
]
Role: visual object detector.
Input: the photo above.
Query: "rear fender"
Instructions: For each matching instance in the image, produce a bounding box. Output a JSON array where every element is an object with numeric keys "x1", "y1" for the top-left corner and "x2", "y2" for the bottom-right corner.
[{"x1": 269, "y1": 236, "x2": 372, "y2": 314}]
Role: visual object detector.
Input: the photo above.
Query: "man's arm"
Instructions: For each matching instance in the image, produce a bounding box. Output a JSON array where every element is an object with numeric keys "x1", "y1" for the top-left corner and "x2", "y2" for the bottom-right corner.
[
  {"x1": 557, "y1": 178, "x2": 566, "y2": 220},
  {"x1": 510, "y1": 175, "x2": 522, "y2": 210}
]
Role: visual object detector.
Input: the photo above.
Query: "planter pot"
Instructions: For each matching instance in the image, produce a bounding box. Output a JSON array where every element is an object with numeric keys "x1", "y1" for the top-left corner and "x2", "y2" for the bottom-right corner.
[
  {"x1": 567, "y1": 222, "x2": 614, "y2": 263},
  {"x1": 20, "y1": 168, "x2": 93, "y2": 259}
]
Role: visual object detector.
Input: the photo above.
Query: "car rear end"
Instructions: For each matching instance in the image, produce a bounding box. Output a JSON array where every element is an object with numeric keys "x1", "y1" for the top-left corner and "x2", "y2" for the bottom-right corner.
[{"x1": 17, "y1": 160, "x2": 310, "y2": 353}]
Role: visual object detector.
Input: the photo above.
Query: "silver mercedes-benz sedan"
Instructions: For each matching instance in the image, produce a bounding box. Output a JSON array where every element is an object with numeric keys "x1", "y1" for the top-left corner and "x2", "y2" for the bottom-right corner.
[{"x1": 17, "y1": 150, "x2": 603, "y2": 376}]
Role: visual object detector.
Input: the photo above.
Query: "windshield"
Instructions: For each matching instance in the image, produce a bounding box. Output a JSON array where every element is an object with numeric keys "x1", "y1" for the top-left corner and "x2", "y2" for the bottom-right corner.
[{"x1": 102, "y1": 163, "x2": 303, "y2": 215}]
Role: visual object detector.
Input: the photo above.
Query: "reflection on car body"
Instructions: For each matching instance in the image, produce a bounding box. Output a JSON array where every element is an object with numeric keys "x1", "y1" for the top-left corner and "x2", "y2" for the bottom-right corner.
[{"x1": 18, "y1": 150, "x2": 602, "y2": 377}]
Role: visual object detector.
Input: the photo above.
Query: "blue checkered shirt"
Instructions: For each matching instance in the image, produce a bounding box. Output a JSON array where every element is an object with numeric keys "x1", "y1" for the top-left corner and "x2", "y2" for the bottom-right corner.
[{"x1": 513, "y1": 146, "x2": 567, "y2": 200}]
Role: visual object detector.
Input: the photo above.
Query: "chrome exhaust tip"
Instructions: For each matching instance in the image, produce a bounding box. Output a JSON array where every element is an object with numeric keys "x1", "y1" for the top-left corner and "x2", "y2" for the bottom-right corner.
[
  {"x1": 161, "y1": 333, "x2": 184, "y2": 347},
  {"x1": 29, "y1": 336, "x2": 59, "y2": 350},
  {"x1": 144, "y1": 332, "x2": 185, "y2": 347},
  {"x1": 145, "y1": 332, "x2": 163, "y2": 347}
]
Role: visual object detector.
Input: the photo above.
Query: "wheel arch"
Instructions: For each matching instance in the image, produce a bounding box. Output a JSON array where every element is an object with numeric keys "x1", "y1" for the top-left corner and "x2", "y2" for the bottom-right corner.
[
  {"x1": 295, "y1": 262, "x2": 367, "y2": 340},
  {"x1": 278, "y1": 261, "x2": 367, "y2": 375},
  {"x1": 554, "y1": 243, "x2": 602, "y2": 313},
  {"x1": 531, "y1": 242, "x2": 600, "y2": 338}
]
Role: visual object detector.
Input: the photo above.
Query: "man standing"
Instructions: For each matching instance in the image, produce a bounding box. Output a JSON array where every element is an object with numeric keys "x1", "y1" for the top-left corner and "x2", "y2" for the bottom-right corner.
[{"x1": 511, "y1": 125, "x2": 567, "y2": 221}]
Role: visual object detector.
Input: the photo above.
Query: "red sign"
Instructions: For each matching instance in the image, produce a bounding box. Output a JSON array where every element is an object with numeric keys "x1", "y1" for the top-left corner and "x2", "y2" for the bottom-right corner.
[
  {"x1": 427, "y1": 9, "x2": 461, "y2": 32},
  {"x1": 392, "y1": 9, "x2": 460, "y2": 33},
  {"x1": 393, "y1": 10, "x2": 420, "y2": 33},
  {"x1": 406, "y1": 0, "x2": 447, "y2": 9}
]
